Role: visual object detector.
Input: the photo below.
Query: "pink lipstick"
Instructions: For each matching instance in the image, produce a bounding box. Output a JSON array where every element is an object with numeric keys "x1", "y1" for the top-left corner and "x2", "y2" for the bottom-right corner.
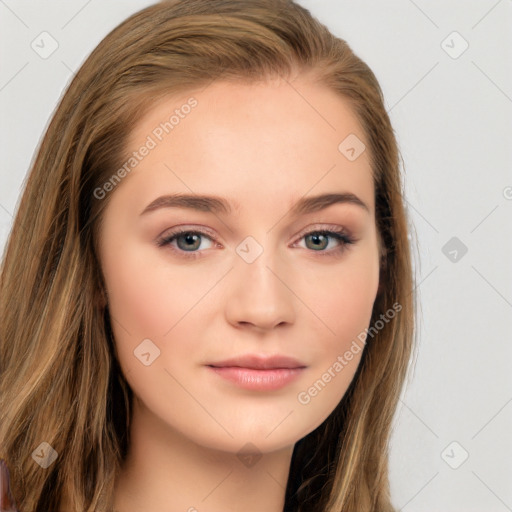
[{"x1": 206, "y1": 353, "x2": 306, "y2": 391}]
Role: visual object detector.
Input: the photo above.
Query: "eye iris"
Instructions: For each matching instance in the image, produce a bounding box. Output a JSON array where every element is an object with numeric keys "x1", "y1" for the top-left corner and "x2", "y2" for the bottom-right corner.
[
  {"x1": 177, "y1": 233, "x2": 201, "y2": 251},
  {"x1": 306, "y1": 233, "x2": 328, "y2": 251}
]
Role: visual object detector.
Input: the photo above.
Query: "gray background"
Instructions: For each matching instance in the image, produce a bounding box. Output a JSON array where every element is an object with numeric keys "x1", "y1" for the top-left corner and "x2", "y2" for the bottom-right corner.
[{"x1": 1, "y1": 1, "x2": 511, "y2": 510}]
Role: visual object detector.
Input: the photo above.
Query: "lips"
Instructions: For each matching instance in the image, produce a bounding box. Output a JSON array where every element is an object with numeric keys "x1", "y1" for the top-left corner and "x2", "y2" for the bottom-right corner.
[{"x1": 206, "y1": 354, "x2": 306, "y2": 370}]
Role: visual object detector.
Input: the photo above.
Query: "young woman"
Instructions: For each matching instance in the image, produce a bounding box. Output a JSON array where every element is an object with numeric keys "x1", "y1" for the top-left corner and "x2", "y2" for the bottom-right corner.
[{"x1": 0, "y1": 1, "x2": 416, "y2": 511}]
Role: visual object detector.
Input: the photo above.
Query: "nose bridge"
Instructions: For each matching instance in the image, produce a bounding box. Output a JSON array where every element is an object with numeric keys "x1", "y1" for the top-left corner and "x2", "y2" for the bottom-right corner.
[
  {"x1": 225, "y1": 231, "x2": 295, "y2": 329},
  {"x1": 236, "y1": 232, "x2": 284, "y2": 297}
]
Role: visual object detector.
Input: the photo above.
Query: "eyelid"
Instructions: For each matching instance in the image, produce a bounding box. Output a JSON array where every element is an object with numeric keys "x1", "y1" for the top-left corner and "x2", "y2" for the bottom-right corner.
[
  {"x1": 158, "y1": 223, "x2": 352, "y2": 241},
  {"x1": 157, "y1": 224, "x2": 218, "y2": 243},
  {"x1": 293, "y1": 223, "x2": 352, "y2": 240},
  {"x1": 156, "y1": 223, "x2": 357, "y2": 258}
]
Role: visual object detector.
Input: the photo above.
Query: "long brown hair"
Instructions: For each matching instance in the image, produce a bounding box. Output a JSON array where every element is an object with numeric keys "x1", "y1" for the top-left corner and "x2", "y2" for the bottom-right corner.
[{"x1": 0, "y1": 1, "x2": 416, "y2": 510}]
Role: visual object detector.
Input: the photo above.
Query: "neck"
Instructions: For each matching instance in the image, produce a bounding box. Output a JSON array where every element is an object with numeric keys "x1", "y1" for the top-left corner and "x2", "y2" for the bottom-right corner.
[{"x1": 113, "y1": 396, "x2": 294, "y2": 512}]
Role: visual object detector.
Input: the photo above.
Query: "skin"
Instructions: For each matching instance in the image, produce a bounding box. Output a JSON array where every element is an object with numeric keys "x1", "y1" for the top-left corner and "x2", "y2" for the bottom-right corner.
[{"x1": 93, "y1": 74, "x2": 380, "y2": 512}]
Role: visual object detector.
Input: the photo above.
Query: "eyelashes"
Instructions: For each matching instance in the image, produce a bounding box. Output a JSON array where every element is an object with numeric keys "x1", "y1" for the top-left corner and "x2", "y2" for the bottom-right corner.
[{"x1": 156, "y1": 226, "x2": 357, "y2": 260}]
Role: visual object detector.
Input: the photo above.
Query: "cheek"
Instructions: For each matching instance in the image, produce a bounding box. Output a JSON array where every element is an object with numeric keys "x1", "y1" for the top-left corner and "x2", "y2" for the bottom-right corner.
[
  {"x1": 102, "y1": 239, "x2": 206, "y2": 337},
  {"x1": 334, "y1": 259, "x2": 379, "y2": 338},
  {"x1": 298, "y1": 246, "x2": 380, "y2": 347},
  {"x1": 100, "y1": 248, "x2": 195, "y2": 409},
  {"x1": 294, "y1": 242, "x2": 379, "y2": 403},
  {"x1": 100, "y1": 239, "x2": 219, "y2": 383}
]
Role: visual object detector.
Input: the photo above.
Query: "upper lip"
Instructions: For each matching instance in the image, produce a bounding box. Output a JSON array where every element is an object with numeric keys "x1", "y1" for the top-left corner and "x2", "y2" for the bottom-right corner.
[{"x1": 206, "y1": 354, "x2": 307, "y2": 370}]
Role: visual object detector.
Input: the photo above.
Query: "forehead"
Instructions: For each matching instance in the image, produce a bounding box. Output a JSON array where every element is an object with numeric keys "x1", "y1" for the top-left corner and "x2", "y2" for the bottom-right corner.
[{"x1": 118, "y1": 77, "x2": 374, "y2": 214}]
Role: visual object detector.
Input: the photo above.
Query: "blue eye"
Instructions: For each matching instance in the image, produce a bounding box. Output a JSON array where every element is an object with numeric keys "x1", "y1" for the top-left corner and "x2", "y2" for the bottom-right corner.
[
  {"x1": 299, "y1": 229, "x2": 355, "y2": 253},
  {"x1": 157, "y1": 229, "x2": 214, "y2": 259},
  {"x1": 157, "y1": 226, "x2": 356, "y2": 260}
]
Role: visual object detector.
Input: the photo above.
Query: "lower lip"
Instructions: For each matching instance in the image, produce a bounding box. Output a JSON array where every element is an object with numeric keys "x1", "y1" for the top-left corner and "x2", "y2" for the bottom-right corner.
[{"x1": 207, "y1": 366, "x2": 305, "y2": 391}]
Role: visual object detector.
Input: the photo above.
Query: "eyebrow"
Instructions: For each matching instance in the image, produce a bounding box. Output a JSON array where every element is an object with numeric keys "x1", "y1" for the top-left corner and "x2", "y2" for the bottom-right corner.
[{"x1": 139, "y1": 192, "x2": 370, "y2": 217}]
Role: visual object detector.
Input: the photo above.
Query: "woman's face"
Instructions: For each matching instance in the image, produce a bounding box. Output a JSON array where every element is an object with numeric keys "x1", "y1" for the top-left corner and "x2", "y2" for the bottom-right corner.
[{"x1": 97, "y1": 76, "x2": 380, "y2": 453}]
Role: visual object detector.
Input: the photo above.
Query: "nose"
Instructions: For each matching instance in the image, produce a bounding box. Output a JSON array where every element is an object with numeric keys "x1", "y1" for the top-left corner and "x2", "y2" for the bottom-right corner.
[{"x1": 224, "y1": 244, "x2": 296, "y2": 332}]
